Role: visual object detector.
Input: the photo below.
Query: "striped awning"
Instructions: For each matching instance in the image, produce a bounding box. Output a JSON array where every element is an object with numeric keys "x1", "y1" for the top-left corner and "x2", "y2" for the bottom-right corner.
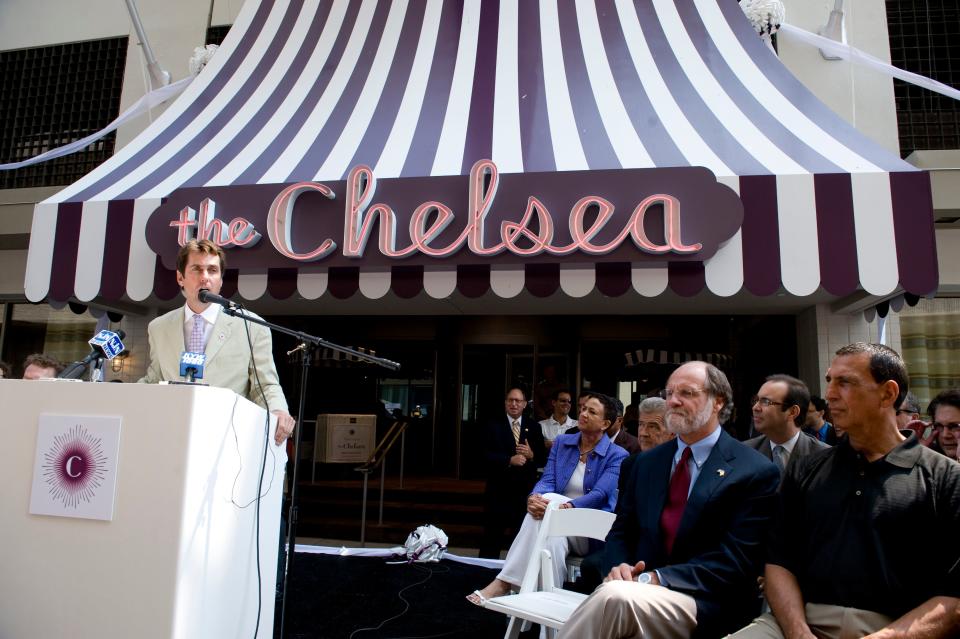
[{"x1": 25, "y1": 0, "x2": 939, "y2": 304}]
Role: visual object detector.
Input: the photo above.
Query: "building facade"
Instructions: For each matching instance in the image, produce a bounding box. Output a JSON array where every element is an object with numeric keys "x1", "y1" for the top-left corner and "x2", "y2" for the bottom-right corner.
[{"x1": 2, "y1": 0, "x2": 958, "y2": 477}]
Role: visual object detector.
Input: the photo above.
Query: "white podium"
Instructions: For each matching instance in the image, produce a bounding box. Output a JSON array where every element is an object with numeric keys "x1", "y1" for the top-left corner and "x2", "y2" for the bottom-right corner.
[{"x1": 0, "y1": 380, "x2": 287, "y2": 639}]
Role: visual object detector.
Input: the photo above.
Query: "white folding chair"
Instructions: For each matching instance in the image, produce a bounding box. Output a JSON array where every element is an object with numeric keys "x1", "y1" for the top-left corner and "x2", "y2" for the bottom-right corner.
[{"x1": 481, "y1": 501, "x2": 616, "y2": 639}]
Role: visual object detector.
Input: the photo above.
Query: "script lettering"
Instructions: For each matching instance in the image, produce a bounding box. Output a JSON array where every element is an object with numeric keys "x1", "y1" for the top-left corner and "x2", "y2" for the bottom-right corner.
[
  {"x1": 167, "y1": 160, "x2": 709, "y2": 263},
  {"x1": 266, "y1": 182, "x2": 337, "y2": 261},
  {"x1": 169, "y1": 199, "x2": 260, "y2": 247}
]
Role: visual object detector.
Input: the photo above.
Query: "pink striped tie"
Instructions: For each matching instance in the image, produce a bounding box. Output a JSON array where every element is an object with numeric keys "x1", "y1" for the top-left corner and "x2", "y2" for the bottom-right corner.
[{"x1": 188, "y1": 315, "x2": 205, "y2": 353}]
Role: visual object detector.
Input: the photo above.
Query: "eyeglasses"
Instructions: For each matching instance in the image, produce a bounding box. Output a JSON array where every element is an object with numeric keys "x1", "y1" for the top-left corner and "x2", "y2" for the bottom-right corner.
[
  {"x1": 933, "y1": 422, "x2": 960, "y2": 431},
  {"x1": 660, "y1": 388, "x2": 706, "y2": 401},
  {"x1": 753, "y1": 397, "x2": 784, "y2": 408},
  {"x1": 896, "y1": 408, "x2": 919, "y2": 416},
  {"x1": 506, "y1": 398, "x2": 526, "y2": 404}
]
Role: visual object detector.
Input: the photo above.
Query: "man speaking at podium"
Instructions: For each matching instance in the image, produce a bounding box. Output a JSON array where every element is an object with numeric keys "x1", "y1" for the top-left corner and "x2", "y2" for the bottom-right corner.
[{"x1": 138, "y1": 239, "x2": 295, "y2": 445}]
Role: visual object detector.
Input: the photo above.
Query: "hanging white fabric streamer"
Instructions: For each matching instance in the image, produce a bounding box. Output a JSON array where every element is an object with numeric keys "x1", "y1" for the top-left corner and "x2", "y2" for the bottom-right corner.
[
  {"x1": 778, "y1": 23, "x2": 960, "y2": 103},
  {"x1": 0, "y1": 76, "x2": 192, "y2": 171}
]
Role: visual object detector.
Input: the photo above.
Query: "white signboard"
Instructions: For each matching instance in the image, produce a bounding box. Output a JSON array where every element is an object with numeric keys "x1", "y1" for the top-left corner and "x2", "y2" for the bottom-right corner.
[{"x1": 29, "y1": 414, "x2": 122, "y2": 521}]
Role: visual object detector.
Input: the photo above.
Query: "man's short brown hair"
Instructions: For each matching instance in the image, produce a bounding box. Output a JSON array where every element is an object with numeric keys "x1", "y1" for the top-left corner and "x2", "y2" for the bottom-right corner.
[
  {"x1": 835, "y1": 342, "x2": 909, "y2": 408},
  {"x1": 22, "y1": 353, "x2": 63, "y2": 375},
  {"x1": 176, "y1": 239, "x2": 226, "y2": 276}
]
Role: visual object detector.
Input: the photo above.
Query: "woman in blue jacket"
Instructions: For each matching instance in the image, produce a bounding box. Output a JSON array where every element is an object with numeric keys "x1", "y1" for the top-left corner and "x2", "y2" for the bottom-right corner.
[{"x1": 467, "y1": 393, "x2": 628, "y2": 604}]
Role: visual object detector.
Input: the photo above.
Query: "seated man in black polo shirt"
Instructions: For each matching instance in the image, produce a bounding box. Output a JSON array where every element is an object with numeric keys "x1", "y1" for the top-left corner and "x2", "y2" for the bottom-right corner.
[{"x1": 730, "y1": 342, "x2": 960, "y2": 639}]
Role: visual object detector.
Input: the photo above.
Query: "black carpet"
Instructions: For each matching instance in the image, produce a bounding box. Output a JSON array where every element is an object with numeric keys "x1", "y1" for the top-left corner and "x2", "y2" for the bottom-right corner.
[{"x1": 277, "y1": 553, "x2": 521, "y2": 639}]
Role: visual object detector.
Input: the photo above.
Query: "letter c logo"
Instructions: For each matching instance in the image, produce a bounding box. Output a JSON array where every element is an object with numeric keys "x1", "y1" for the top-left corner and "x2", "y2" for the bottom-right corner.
[{"x1": 66, "y1": 455, "x2": 82, "y2": 478}]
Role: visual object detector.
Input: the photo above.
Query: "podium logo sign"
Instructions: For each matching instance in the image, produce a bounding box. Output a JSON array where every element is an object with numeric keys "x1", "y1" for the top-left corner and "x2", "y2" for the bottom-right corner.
[{"x1": 30, "y1": 415, "x2": 121, "y2": 521}]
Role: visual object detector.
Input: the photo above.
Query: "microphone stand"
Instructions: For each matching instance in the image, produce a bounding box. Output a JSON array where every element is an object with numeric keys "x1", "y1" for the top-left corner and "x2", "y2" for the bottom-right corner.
[
  {"x1": 90, "y1": 356, "x2": 105, "y2": 383},
  {"x1": 218, "y1": 306, "x2": 400, "y2": 639}
]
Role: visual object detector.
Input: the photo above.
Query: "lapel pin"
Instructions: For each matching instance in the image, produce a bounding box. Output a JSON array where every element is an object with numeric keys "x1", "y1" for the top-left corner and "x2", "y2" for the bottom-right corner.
[{"x1": 717, "y1": 469, "x2": 726, "y2": 477}]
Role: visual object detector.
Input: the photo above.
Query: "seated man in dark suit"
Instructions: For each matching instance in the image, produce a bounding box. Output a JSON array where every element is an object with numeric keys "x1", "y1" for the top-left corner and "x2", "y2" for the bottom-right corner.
[
  {"x1": 746, "y1": 374, "x2": 828, "y2": 477},
  {"x1": 558, "y1": 361, "x2": 780, "y2": 638},
  {"x1": 730, "y1": 343, "x2": 960, "y2": 639}
]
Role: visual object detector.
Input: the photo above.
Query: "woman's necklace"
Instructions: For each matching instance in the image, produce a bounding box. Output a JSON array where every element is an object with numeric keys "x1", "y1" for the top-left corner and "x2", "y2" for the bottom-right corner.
[{"x1": 578, "y1": 443, "x2": 596, "y2": 461}]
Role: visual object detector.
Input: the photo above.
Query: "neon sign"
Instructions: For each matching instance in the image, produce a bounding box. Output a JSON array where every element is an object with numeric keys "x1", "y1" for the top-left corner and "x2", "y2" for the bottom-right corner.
[{"x1": 150, "y1": 160, "x2": 743, "y2": 270}]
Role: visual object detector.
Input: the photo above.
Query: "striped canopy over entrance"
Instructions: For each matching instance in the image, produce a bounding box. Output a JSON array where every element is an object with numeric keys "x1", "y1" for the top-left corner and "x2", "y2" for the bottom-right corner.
[{"x1": 25, "y1": 0, "x2": 938, "y2": 303}]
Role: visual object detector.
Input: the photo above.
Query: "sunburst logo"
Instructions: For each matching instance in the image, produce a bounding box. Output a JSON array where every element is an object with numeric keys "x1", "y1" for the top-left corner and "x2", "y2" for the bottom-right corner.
[{"x1": 41, "y1": 424, "x2": 109, "y2": 508}]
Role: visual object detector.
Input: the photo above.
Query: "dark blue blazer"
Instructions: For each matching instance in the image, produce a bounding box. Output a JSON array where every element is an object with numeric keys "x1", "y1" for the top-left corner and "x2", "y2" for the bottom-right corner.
[
  {"x1": 605, "y1": 429, "x2": 780, "y2": 638},
  {"x1": 532, "y1": 433, "x2": 627, "y2": 511},
  {"x1": 483, "y1": 414, "x2": 546, "y2": 477}
]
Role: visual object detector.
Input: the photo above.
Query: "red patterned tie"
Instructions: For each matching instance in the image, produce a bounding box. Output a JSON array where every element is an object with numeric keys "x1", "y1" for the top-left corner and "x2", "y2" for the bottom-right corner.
[{"x1": 659, "y1": 446, "x2": 692, "y2": 556}]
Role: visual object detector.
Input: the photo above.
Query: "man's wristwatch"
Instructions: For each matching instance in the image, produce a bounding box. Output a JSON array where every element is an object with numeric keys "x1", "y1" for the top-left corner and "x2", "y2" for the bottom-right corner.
[{"x1": 636, "y1": 572, "x2": 653, "y2": 584}]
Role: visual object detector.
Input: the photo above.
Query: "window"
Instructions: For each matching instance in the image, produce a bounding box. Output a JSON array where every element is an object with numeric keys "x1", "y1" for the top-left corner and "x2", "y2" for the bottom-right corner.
[
  {"x1": 206, "y1": 25, "x2": 232, "y2": 46},
  {"x1": 0, "y1": 37, "x2": 128, "y2": 189},
  {"x1": 887, "y1": 0, "x2": 960, "y2": 156}
]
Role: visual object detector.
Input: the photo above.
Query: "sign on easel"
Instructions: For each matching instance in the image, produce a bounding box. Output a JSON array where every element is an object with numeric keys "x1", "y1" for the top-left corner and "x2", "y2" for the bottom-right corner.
[{"x1": 29, "y1": 414, "x2": 121, "y2": 521}]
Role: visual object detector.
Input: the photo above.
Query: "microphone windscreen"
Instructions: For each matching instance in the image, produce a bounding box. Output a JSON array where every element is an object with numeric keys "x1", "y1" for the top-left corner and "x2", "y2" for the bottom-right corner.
[{"x1": 179, "y1": 352, "x2": 206, "y2": 379}]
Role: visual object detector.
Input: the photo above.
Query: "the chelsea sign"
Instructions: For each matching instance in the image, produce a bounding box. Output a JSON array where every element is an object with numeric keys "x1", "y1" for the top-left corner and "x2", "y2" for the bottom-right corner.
[{"x1": 146, "y1": 160, "x2": 743, "y2": 269}]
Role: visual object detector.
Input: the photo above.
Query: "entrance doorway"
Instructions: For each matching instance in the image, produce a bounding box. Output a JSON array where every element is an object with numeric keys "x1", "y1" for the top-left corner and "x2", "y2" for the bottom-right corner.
[
  {"x1": 459, "y1": 344, "x2": 533, "y2": 479},
  {"x1": 457, "y1": 345, "x2": 577, "y2": 479}
]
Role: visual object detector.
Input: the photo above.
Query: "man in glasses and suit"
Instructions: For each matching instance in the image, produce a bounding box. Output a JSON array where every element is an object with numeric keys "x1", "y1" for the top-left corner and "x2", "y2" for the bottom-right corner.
[
  {"x1": 479, "y1": 386, "x2": 546, "y2": 558},
  {"x1": 746, "y1": 374, "x2": 828, "y2": 478}
]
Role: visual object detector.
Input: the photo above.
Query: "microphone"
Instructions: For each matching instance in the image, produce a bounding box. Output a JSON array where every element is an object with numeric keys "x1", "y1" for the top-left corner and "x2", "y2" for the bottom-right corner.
[
  {"x1": 59, "y1": 329, "x2": 127, "y2": 379},
  {"x1": 198, "y1": 288, "x2": 238, "y2": 310},
  {"x1": 179, "y1": 351, "x2": 206, "y2": 383}
]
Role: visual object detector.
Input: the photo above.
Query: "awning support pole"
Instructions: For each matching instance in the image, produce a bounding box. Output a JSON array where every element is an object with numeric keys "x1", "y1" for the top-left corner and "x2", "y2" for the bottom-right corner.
[{"x1": 123, "y1": 0, "x2": 172, "y2": 89}]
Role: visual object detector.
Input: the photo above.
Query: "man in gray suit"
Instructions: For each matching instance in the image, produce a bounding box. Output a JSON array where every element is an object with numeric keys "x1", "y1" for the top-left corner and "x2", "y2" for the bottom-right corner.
[
  {"x1": 139, "y1": 239, "x2": 295, "y2": 445},
  {"x1": 746, "y1": 374, "x2": 827, "y2": 474}
]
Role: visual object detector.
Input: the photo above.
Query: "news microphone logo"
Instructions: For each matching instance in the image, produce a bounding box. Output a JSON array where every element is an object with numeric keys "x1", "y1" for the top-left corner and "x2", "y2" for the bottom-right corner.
[
  {"x1": 179, "y1": 351, "x2": 206, "y2": 382},
  {"x1": 89, "y1": 329, "x2": 125, "y2": 360}
]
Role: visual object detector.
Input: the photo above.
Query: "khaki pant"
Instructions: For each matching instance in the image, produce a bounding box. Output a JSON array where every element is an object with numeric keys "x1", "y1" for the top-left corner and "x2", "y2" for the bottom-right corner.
[
  {"x1": 727, "y1": 603, "x2": 893, "y2": 639},
  {"x1": 557, "y1": 580, "x2": 699, "y2": 638}
]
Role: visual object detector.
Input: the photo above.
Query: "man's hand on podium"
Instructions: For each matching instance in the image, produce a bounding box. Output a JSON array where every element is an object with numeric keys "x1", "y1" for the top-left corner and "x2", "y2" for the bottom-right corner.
[{"x1": 272, "y1": 410, "x2": 296, "y2": 446}]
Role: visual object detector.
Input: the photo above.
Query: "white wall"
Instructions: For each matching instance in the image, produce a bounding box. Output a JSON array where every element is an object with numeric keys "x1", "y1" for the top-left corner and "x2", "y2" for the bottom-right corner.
[
  {"x1": 778, "y1": 0, "x2": 901, "y2": 155},
  {"x1": 936, "y1": 228, "x2": 960, "y2": 291}
]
